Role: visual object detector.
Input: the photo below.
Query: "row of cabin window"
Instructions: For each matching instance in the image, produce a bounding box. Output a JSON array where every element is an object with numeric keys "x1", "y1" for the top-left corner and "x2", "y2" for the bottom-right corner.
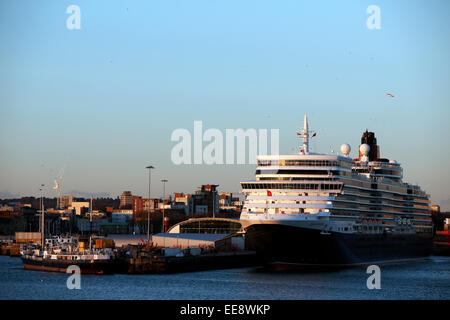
[
  {"x1": 257, "y1": 160, "x2": 351, "y2": 168},
  {"x1": 241, "y1": 183, "x2": 341, "y2": 190}
]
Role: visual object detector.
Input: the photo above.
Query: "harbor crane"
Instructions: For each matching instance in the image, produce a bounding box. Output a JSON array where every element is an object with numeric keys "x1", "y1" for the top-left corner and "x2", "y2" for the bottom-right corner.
[{"x1": 53, "y1": 164, "x2": 66, "y2": 209}]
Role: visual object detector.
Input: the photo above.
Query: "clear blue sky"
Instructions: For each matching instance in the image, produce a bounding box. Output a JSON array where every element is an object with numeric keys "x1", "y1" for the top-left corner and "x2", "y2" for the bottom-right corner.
[{"x1": 1, "y1": 1, "x2": 449, "y2": 209}]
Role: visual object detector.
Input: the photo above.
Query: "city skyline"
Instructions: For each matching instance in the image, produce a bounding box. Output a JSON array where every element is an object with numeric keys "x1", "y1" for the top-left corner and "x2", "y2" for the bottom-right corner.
[{"x1": 1, "y1": 1, "x2": 449, "y2": 210}]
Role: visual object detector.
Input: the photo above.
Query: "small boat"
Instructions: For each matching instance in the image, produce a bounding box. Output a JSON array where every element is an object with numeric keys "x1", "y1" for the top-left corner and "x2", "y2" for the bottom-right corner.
[{"x1": 21, "y1": 235, "x2": 119, "y2": 275}]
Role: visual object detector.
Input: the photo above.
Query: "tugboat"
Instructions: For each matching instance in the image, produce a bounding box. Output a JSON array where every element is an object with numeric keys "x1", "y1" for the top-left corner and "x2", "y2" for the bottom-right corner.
[
  {"x1": 21, "y1": 235, "x2": 119, "y2": 275},
  {"x1": 21, "y1": 197, "x2": 122, "y2": 274}
]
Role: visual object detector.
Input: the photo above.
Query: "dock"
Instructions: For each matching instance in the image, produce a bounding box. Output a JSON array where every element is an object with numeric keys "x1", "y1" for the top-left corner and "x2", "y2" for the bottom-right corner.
[
  {"x1": 433, "y1": 231, "x2": 450, "y2": 256},
  {"x1": 120, "y1": 248, "x2": 260, "y2": 274}
]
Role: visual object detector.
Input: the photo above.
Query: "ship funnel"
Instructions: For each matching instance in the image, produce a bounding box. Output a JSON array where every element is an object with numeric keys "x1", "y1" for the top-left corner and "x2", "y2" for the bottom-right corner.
[{"x1": 360, "y1": 130, "x2": 379, "y2": 161}]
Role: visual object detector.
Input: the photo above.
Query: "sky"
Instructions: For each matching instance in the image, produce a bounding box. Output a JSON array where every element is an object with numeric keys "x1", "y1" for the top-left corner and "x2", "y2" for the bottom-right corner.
[{"x1": 0, "y1": 0, "x2": 449, "y2": 210}]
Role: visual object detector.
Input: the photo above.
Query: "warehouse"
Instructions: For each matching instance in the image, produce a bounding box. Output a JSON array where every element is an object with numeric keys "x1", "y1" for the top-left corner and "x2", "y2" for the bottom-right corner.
[
  {"x1": 167, "y1": 217, "x2": 242, "y2": 234},
  {"x1": 151, "y1": 233, "x2": 243, "y2": 251}
]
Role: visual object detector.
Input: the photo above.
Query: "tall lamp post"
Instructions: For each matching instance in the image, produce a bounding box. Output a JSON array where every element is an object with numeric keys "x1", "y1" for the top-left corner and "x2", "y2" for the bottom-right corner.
[
  {"x1": 161, "y1": 179, "x2": 168, "y2": 233},
  {"x1": 39, "y1": 184, "x2": 45, "y2": 247},
  {"x1": 145, "y1": 165, "x2": 154, "y2": 244},
  {"x1": 212, "y1": 185, "x2": 219, "y2": 219}
]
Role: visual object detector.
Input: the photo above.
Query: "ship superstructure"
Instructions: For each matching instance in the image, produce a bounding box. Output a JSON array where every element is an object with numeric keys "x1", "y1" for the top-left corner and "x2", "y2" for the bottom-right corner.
[{"x1": 239, "y1": 115, "x2": 432, "y2": 267}]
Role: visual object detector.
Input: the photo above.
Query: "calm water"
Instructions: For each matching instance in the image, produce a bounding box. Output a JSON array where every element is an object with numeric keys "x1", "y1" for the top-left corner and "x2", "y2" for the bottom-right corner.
[{"x1": 1, "y1": 255, "x2": 449, "y2": 300}]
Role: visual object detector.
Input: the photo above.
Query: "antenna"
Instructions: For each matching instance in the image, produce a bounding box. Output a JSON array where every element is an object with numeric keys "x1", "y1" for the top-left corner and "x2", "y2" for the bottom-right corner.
[
  {"x1": 298, "y1": 114, "x2": 316, "y2": 154},
  {"x1": 303, "y1": 114, "x2": 309, "y2": 154}
]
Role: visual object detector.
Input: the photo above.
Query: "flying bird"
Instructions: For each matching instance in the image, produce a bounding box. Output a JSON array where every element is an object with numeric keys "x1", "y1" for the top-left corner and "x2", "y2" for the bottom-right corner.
[{"x1": 386, "y1": 93, "x2": 394, "y2": 98}]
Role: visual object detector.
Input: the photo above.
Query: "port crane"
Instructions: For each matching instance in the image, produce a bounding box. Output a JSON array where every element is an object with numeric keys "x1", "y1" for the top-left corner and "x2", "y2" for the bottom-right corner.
[{"x1": 52, "y1": 164, "x2": 66, "y2": 209}]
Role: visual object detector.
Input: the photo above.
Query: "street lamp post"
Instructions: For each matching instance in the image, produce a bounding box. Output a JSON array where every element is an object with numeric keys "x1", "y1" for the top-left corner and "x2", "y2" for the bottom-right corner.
[
  {"x1": 39, "y1": 184, "x2": 45, "y2": 247},
  {"x1": 161, "y1": 179, "x2": 168, "y2": 233},
  {"x1": 213, "y1": 189, "x2": 215, "y2": 218},
  {"x1": 212, "y1": 185, "x2": 219, "y2": 219},
  {"x1": 145, "y1": 165, "x2": 154, "y2": 244}
]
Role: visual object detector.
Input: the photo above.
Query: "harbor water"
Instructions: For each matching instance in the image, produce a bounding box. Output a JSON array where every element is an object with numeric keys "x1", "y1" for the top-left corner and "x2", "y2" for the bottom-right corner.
[{"x1": 1, "y1": 255, "x2": 449, "y2": 300}]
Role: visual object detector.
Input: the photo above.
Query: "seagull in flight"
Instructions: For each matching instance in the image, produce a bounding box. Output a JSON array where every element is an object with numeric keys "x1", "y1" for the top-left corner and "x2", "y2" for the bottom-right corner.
[{"x1": 386, "y1": 93, "x2": 394, "y2": 98}]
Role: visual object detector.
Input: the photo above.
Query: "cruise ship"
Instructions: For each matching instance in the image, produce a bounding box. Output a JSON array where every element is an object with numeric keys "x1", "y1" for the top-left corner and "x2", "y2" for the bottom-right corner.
[{"x1": 239, "y1": 115, "x2": 433, "y2": 268}]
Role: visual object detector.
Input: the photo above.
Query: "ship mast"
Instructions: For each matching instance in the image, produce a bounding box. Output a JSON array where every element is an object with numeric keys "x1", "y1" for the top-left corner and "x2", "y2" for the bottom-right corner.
[
  {"x1": 40, "y1": 184, "x2": 45, "y2": 249},
  {"x1": 302, "y1": 114, "x2": 310, "y2": 154},
  {"x1": 42, "y1": 198, "x2": 45, "y2": 248}
]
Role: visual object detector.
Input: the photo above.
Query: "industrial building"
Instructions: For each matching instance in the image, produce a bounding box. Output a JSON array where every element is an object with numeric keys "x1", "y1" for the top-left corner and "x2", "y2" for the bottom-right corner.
[
  {"x1": 167, "y1": 217, "x2": 242, "y2": 234},
  {"x1": 102, "y1": 217, "x2": 245, "y2": 251},
  {"x1": 151, "y1": 233, "x2": 244, "y2": 251},
  {"x1": 159, "y1": 217, "x2": 245, "y2": 251}
]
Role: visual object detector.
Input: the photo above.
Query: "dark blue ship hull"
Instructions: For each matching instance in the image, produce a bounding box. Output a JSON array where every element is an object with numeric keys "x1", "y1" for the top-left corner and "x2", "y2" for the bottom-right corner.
[{"x1": 244, "y1": 224, "x2": 433, "y2": 269}]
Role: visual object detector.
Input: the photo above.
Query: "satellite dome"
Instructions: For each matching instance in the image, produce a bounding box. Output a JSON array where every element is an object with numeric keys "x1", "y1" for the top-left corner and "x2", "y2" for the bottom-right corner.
[
  {"x1": 340, "y1": 144, "x2": 351, "y2": 156},
  {"x1": 359, "y1": 144, "x2": 370, "y2": 156}
]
